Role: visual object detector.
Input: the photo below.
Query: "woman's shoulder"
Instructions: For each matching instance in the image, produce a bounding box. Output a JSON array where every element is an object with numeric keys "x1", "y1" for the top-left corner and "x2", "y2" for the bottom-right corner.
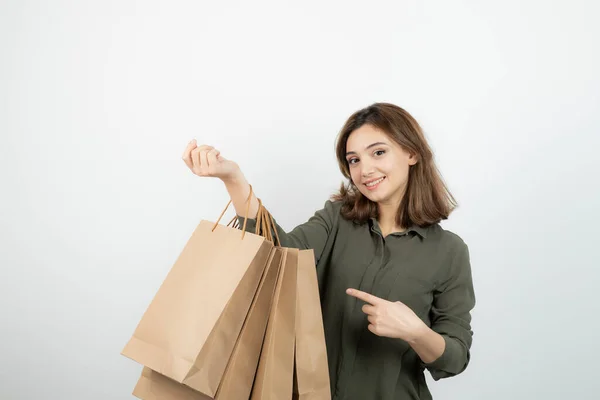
[
  {"x1": 308, "y1": 199, "x2": 345, "y2": 227},
  {"x1": 424, "y1": 223, "x2": 468, "y2": 251},
  {"x1": 311, "y1": 198, "x2": 344, "y2": 218},
  {"x1": 322, "y1": 198, "x2": 344, "y2": 213},
  {"x1": 425, "y1": 225, "x2": 471, "y2": 277}
]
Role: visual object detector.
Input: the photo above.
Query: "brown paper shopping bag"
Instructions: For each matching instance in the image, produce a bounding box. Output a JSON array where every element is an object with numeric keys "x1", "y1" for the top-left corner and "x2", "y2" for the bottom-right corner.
[
  {"x1": 251, "y1": 247, "x2": 298, "y2": 400},
  {"x1": 132, "y1": 247, "x2": 285, "y2": 400},
  {"x1": 293, "y1": 250, "x2": 331, "y2": 400},
  {"x1": 215, "y1": 247, "x2": 284, "y2": 399},
  {"x1": 133, "y1": 367, "x2": 211, "y2": 400},
  {"x1": 122, "y1": 192, "x2": 274, "y2": 397}
]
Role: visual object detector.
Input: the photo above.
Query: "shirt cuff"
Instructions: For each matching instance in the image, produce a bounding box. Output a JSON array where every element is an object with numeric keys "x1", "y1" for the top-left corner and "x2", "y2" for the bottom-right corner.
[
  {"x1": 236, "y1": 215, "x2": 257, "y2": 232},
  {"x1": 422, "y1": 335, "x2": 465, "y2": 380}
]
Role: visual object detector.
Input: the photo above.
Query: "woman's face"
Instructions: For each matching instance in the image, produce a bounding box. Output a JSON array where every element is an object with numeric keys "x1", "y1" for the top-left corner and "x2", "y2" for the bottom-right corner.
[{"x1": 345, "y1": 124, "x2": 417, "y2": 206}]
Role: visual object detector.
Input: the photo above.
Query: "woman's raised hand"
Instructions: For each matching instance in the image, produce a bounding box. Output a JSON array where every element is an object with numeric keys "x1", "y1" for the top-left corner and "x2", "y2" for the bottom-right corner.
[{"x1": 182, "y1": 139, "x2": 241, "y2": 182}]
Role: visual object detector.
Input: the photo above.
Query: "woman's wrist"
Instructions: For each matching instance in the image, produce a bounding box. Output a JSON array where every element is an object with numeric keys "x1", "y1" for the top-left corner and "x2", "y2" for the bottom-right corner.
[
  {"x1": 407, "y1": 324, "x2": 445, "y2": 364},
  {"x1": 221, "y1": 166, "x2": 244, "y2": 186},
  {"x1": 406, "y1": 320, "x2": 429, "y2": 345}
]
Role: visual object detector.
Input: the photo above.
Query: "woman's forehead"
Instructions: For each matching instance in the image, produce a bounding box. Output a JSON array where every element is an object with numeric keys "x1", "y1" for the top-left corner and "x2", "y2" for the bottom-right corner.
[{"x1": 347, "y1": 125, "x2": 392, "y2": 150}]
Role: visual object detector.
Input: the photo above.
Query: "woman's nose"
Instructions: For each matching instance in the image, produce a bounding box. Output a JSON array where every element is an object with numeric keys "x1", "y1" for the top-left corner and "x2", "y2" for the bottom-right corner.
[{"x1": 361, "y1": 166, "x2": 375, "y2": 178}]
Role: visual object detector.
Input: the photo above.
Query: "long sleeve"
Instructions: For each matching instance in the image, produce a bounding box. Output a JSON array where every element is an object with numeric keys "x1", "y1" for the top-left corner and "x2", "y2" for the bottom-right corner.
[
  {"x1": 423, "y1": 240, "x2": 476, "y2": 380},
  {"x1": 236, "y1": 200, "x2": 338, "y2": 264}
]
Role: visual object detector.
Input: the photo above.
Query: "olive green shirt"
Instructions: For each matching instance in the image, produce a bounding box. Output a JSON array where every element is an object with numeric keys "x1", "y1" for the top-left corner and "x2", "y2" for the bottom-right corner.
[{"x1": 238, "y1": 200, "x2": 475, "y2": 400}]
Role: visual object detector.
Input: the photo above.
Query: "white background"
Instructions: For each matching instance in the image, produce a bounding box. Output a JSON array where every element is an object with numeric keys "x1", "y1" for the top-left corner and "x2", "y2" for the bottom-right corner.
[{"x1": 1, "y1": 0, "x2": 599, "y2": 399}]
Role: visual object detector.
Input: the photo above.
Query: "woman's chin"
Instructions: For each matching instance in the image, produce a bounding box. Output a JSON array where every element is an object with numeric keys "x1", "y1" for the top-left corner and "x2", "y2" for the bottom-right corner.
[{"x1": 360, "y1": 189, "x2": 383, "y2": 203}]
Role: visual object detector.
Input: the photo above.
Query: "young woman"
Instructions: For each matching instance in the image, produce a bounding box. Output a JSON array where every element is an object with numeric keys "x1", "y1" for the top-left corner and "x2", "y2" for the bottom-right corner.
[{"x1": 182, "y1": 103, "x2": 475, "y2": 400}]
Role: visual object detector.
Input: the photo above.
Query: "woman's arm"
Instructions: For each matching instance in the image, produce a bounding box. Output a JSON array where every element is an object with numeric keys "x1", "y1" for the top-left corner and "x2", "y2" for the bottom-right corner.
[
  {"x1": 347, "y1": 238, "x2": 475, "y2": 379},
  {"x1": 222, "y1": 170, "x2": 260, "y2": 219},
  {"x1": 182, "y1": 141, "x2": 337, "y2": 261},
  {"x1": 422, "y1": 241, "x2": 476, "y2": 380},
  {"x1": 407, "y1": 325, "x2": 446, "y2": 364}
]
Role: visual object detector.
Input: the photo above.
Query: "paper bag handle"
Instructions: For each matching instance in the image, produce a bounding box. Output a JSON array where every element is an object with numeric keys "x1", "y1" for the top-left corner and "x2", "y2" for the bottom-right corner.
[
  {"x1": 254, "y1": 198, "x2": 281, "y2": 246},
  {"x1": 212, "y1": 185, "x2": 254, "y2": 237},
  {"x1": 211, "y1": 184, "x2": 280, "y2": 245}
]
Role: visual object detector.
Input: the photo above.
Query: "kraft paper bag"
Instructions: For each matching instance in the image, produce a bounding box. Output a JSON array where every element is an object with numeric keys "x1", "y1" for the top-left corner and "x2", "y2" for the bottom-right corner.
[
  {"x1": 132, "y1": 247, "x2": 284, "y2": 400},
  {"x1": 121, "y1": 217, "x2": 273, "y2": 397},
  {"x1": 293, "y1": 249, "x2": 331, "y2": 400},
  {"x1": 251, "y1": 247, "x2": 298, "y2": 400},
  {"x1": 215, "y1": 247, "x2": 284, "y2": 399},
  {"x1": 133, "y1": 367, "x2": 211, "y2": 400}
]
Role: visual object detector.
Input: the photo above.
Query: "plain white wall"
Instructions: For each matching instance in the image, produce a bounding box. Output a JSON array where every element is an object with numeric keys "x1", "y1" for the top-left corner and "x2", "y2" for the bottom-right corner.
[{"x1": 1, "y1": 0, "x2": 599, "y2": 399}]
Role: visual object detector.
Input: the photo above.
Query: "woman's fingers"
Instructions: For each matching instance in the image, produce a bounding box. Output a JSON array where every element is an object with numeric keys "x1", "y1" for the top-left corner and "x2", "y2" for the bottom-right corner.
[
  {"x1": 182, "y1": 140, "x2": 197, "y2": 169},
  {"x1": 362, "y1": 304, "x2": 376, "y2": 315},
  {"x1": 183, "y1": 142, "x2": 230, "y2": 178},
  {"x1": 367, "y1": 315, "x2": 381, "y2": 327},
  {"x1": 199, "y1": 148, "x2": 210, "y2": 175},
  {"x1": 191, "y1": 147, "x2": 202, "y2": 172},
  {"x1": 189, "y1": 144, "x2": 214, "y2": 175},
  {"x1": 206, "y1": 148, "x2": 220, "y2": 170}
]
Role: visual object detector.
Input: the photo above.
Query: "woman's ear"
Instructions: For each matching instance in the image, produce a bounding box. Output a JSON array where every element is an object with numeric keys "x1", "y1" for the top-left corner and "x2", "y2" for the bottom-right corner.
[{"x1": 408, "y1": 152, "x2": 418, "y2": 166}]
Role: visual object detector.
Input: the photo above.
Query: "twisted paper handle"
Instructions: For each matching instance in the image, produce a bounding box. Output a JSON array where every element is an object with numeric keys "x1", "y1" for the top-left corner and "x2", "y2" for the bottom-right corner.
[{"x1": 211, "y1": 184, "x2": 280, "y2": 246}]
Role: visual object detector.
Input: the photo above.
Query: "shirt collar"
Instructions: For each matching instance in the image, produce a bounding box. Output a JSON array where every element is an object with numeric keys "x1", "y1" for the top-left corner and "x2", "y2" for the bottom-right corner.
[{"x1": 369, "y1": 218, "x2": 428, "y2": 239}]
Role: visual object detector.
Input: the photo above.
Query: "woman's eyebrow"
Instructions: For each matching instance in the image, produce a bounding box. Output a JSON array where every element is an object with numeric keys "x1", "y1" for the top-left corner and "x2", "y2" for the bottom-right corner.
[{"x1": 346, "y1": 141, "x2": 388, "y2": 156}]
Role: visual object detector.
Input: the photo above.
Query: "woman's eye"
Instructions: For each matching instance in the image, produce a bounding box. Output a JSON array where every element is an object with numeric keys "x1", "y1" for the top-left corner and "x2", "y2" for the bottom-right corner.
[
  {"x1": 348, "y1": 158, "x2": 359, "y2": 165},
  {"x1": 374, "y1": 150, "x2": 386, "y2": 156}
]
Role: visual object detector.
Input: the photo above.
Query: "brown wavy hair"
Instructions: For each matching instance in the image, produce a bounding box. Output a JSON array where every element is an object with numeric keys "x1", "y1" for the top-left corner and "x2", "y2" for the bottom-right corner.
[{"x1": 331, "y1": 103, "x2": 457, "y2": 228}]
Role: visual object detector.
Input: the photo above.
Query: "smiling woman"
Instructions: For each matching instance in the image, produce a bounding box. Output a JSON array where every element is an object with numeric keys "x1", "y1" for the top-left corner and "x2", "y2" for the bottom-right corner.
[
  {"x1": 182, "y1": 103, "x2": 475, "y2": 400},
  {"x1": 332, "y1": 104, "x2": 457, "y2": 237}
]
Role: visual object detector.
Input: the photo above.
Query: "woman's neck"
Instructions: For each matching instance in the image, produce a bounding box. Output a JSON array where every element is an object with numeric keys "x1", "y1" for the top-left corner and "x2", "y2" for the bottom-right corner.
[
  {"x1": 377, "y1": 200, "x2": 404, "y2": 236},
  {"x1": 376, "y1": 185, "x2": 408, "y2": 236}
]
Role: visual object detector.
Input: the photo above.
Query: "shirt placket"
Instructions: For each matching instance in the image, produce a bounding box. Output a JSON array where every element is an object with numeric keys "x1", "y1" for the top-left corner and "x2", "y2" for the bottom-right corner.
[{"x1": 334, "y1": 225, "x2": 387, "y2": 399}]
